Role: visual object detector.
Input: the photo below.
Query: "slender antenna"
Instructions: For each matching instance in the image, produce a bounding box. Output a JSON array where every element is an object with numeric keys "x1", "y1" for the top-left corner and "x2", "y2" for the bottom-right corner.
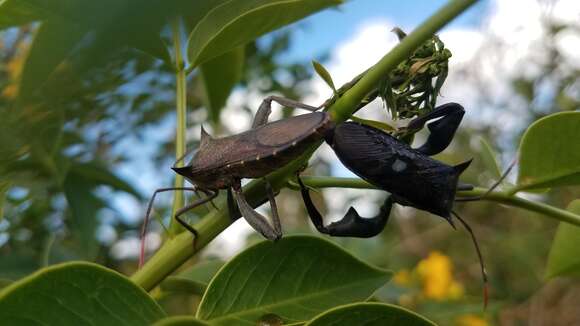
[
  {"x1": 452, "y1": 210, "x2": 488, "y2": 309},
  {"x1": 456, "y1": 158, "x2": 517, "y2": 202},
  {"x1": 139, "y1": 191, "x2": 159, "y2": 268},
  {"x1": 172, "y1": 147, "x2": 197, "y2": 169}
]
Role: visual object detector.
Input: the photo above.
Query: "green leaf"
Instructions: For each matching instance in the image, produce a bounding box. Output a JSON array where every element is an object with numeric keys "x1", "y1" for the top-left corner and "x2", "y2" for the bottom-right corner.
[
  {"x1": 161, "y1": 260, "x2": 225, "y2": 296},
  {"x1": 196, "y1": 235, "x2": 392, "y2": 325},
  {"x1": 153, "y1": 316, "x2": 209, "y2": 326},
  {"x1": 15, "y1": 2, "x2": 176, "y2": 103},
  {"x1": 305, "y1": 303, "x2": 436, "y2": 326},
  {"x1": 350, "y1": 116, "x2": 396, "y2": 133},
  {"x1": 0, "y1": 0, "x2": 47, "y2": 29},
  {"x1": 0, "y1": 181, "x2": 10, "y2": 221},
  {"x1": 187, "y1": 0, "x2": 341, "y2": 67},
  {"x1": 312, "y1": 60, "x2": 336, "y2": 92},
  {"x1": 545, "y1": 200, "x2": 580, "y2": 279},
  {"x1": 515, "y1": 112, "x2": 580, "y2": 193},
  {"x1": 63, "y1": 171, "x2": 104, "y2": 259},
  {"x1": 0, "y1": 262, "x2": 165, "y2": 325},
  {"x1": 478, "y1": 137, "x2": 502, "y2": 180},
  {"x1": 69, "y1": 161, "x2": 142, "y2": 198},
  {"x1": 18, "y1": 19, "x2": 88, "y2": 103},
  {"x1": 199, "y1": 47, "x2": 245, "y2": 124}
]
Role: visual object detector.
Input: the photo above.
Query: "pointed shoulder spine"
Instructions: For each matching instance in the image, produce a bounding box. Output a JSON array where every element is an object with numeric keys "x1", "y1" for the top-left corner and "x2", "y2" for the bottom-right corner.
[
  {"x1": 454, "y1": 158, "x2": 473, "y2": 175},
  {"x1": 200, "y1": 125, "x2": 213, "y2": 147}
]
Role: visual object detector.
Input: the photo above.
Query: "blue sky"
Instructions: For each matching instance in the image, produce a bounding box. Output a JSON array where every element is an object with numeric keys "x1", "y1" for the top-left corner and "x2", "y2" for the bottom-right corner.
[{"x1": 277, "y1": 0, "x2": 489, "y2": 61}]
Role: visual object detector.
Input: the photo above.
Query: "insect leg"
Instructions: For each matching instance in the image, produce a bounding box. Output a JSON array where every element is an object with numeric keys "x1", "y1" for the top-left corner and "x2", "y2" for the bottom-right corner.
[
  {"x1": 231, "y1": 183, "x2": 282, "y2": 241},
  {"x1": 174, "y1": 190, "x2": 219, "y2": 237},
  {"x1": 408, "y1": 102, "x2": 465, "y2": 156},
  {"x1": 252, "y1": 95, "x2": 319, "y2": 128},
  {"x1": 227, "y1": 188, "x2": 242, "y2": 221},
  {"x1": 264, "y1": 180, "x2": 282, "y2": 235},
  {"x1": 297, "y1": 175, "x2": 329, "y2": 233},
  {"x1": 199, "y1": 188, "x2": 219, "y2": 210},
  {"x1": 323, "y1": 197, "x2": 393, "y2": 238},
  {"x1": 140, "y1": 187, "x2": 198, "y2": 268},
  {"x1": 297, "y1": 176, "x2": 394, "y2": 237}
]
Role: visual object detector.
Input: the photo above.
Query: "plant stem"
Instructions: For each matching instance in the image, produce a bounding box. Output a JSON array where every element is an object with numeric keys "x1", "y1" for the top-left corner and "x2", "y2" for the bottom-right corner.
[
  {"x1": 169, "y1": 18, "x2": 187, "y2": 235},
  {"x1": 295, "y1": 176, "x2": 580, "y2": 227},
  {"x1": 330, "y1": 0, "x2": 478, "y2": 122},
  {"x1": 131, "y1": 0, "x2": 478, "y2": 290}
]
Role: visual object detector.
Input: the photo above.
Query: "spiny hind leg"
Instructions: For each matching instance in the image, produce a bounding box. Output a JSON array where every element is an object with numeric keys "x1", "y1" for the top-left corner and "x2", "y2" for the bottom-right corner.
[
  {"x1": 231, "y1": 181, "x2": 282, "y2": 241},
  {"x1": 407, "y1": 102, "x2": 465, "y2": 156},
  {"x1": 297, "y1": 175, "x2": 393, "y2": 237},
  {"x1": 252, "y1": 95, "x2": 319, "y2": 128}
]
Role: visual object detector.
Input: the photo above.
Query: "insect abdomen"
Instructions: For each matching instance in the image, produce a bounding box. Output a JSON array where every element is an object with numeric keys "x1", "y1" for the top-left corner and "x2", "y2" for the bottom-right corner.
[{"x1": 329, "y1": 122, "x2": 464, "y2": 218}]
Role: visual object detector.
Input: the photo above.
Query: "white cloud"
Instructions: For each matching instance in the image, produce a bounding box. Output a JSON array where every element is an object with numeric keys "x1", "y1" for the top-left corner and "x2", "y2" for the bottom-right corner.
[{"x1": 304, "y1": 0, "x2": 580, "y2": 220}]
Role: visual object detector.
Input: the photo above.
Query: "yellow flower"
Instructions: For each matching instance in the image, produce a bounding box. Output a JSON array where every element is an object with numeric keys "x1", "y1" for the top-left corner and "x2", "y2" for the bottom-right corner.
[
  {"x1": 416, "y1": 251, "x2": 463, "y2": 300},
  {"x1": 455, "y1": 314, "x2": 488, "y2": 326}
]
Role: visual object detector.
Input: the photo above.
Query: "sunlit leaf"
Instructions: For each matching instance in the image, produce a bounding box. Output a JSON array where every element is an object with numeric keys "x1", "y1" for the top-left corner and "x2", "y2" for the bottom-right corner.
[
  {"x1": 515, "y1": 112, "x2": 580, "y2": 193},
  {"x1": 18, "y1": 20, "x2": 88, "y2": 103},
  {"x1": 478, "y1": 137, "x2": 502, "y2": 180},
  {"x1": 0, "y1": 0, "x2": 46, "y2": 29},
  {"x1": 545, "y1": 200, "x2": 580, "y2": 279},
  {"x1": 312, "y1": 60, "x2": 336, "y2": 92},
  {"x1": 305, "y1": 303, "x2": 436, "y2": 326},
  {"x1": 187, "y1": 0, "x2": 342, "y2": 67},
  {"x1": 197, "y1": 235, "x2": 391, "y2": 325},
  {"x1": 199, "y1": 47, "x2": 245, "y2": 124},
  {"x1": 0, "y1": 262, "x2": 165, "y2": 325},
  {"x1": 351, "y1": 116, "x2": 396, "y2": 132}
]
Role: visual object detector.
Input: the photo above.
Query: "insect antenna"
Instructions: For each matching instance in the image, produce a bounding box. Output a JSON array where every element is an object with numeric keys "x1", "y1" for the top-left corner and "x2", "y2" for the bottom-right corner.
[
  {"x1": 456, "y1": 158, "x2": 517, "y2": 202},
  {"x1": 452, "y1": 210, "x2": 488, "y2": 309}
]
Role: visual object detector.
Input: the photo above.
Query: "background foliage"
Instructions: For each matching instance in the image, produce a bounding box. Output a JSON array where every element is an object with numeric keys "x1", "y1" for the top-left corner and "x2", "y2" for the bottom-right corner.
[{"x1": 0, "y1": 0, "x2": 579, "y2": 325}]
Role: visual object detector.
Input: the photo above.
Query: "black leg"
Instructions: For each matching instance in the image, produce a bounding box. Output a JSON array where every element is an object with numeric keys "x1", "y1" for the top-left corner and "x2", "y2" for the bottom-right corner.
[
  {"x1": 174, "y1": 190, "x2": 219, "y2": 237},
  {"x1": 252, "y1": 95, "x2": 319, "y2": 128},
  {"x1": 231, "y1": 182, "x2": 282, "y2": 241},
  {"x1": 325, "y1": 197, "x2": 393, "y2": 238},
  {"x1": 265, "y1": 180, "x2": 282, "y2": 236},
  {"x1": 227, "y1": 188, "x2": 242, "y2": 221},
  {"x1": 140, "y1": 187, "x2": 199, "y2": 268},
  {"x1": 297, "y1": 176, "x2": 394, "y2": 238},
  {"x1": 407, "y1": 102, "x2": 465, "y2": 156}
]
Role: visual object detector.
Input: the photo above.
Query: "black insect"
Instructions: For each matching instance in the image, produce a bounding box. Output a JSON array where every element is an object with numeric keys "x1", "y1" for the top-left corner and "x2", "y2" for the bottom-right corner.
[{"x1": 297, "y1": 103, "x2": 493, "y2": 306}]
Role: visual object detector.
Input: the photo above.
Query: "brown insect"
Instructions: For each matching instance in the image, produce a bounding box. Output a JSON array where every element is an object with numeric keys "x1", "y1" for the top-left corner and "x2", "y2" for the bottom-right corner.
[{"x1": 140, "y1": 96, "x2": 333, "y2": 265}]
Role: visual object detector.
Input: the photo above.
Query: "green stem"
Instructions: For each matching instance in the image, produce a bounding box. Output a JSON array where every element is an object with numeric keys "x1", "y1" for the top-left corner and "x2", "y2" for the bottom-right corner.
[
  {"x1": 330, "y1": 0, "x2": 477, "y2": 122},
  {"x1": 295, "y1": 176, "x2": 580, "y2": 227},
  {"x1": 131, "y1": 0, "x2": 478, "y2": 290},
  {"x1": 169, "y1": 18, "x2": 187, "y2": 235}
]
